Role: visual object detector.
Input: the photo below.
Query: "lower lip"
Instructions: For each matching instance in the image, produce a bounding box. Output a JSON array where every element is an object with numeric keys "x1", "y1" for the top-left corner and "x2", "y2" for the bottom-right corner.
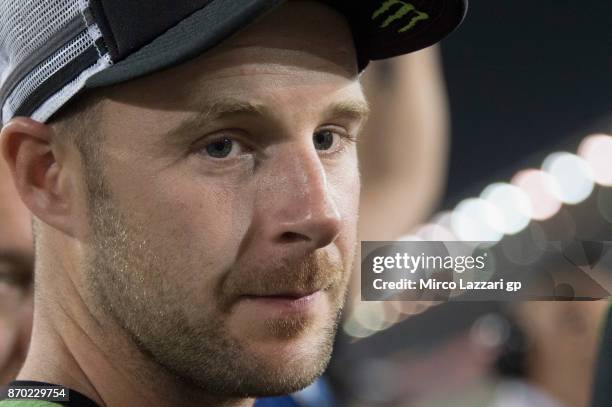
[{"x1": 239, "y1": 291, "x2": 323, "y2": 313}]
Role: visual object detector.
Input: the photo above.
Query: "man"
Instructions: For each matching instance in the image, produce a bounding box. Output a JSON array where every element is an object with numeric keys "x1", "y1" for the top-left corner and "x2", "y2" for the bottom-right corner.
[
  {"x1": 0, "y1": 0, "x2": 466, "y2": 406},
  {"x1": 0, "y1": 155, "x2": 34, "y2": 384}
]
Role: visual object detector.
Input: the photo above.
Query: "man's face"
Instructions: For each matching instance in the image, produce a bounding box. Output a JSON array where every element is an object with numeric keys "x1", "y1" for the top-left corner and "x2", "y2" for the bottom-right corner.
[{"x1": 73, "y1": 1, "x2": 365, "y2": 397}]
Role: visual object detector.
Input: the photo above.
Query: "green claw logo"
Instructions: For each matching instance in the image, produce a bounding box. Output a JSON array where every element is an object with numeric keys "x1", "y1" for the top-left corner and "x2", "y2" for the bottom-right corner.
[{"x1": 372, "y1": 0, "x2": 429, "y2": 33}]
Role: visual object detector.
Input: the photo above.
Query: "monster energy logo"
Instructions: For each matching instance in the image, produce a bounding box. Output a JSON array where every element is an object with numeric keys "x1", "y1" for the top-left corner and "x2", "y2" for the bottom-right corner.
[{"x1": 371, "y1": 0, "x2": 429, "y2": 33}]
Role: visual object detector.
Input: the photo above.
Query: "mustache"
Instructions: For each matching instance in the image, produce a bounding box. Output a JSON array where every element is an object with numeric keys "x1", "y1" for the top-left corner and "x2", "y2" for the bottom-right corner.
[{"x1": 218, "y1": 250, "x2": 345, "y2": 310}]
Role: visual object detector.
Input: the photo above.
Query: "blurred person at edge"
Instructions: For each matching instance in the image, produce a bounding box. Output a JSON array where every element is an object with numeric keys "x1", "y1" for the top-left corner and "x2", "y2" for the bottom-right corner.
[
  {"x1": 352, "y1": 43, "x2": 449, "y2": 306},
  {"x1": 257, "y1": 45, "x2": 450, "y2": 407},
  {"x1": 358, "y1": 46, "x2": 449, "y2": 242},
  {"x1": 588, "y1": 124, "x2": 612, "y2": 407},
  {"x1": 0, "y1": 154, "x2": 33, "y2": 384},
  {"x1": 490, "y1": 302, "x2": 609, "y2": 407},
  {"x1": 498, "y1": 128, "x2": 612, "y2": 407}
]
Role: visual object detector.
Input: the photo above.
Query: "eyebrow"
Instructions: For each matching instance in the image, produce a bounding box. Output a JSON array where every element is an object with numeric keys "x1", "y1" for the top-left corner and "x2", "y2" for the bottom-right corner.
[
  {"x1": 325, "y1": 99, "x2": 371, "y2": 124},
  {"x1": 163, "y1": 96, "x2": 370, "y2": 147},
  {"x1": 195, "y1": 97, "x2": 370, "y2": 123},
  {"x1": 159, "y1": 98, "x2": 268, "y2": 148}
]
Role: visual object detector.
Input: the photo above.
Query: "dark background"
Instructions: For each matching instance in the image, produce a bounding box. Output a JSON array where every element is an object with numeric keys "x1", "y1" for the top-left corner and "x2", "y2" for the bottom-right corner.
[
  {"x1": 332, "y1": 4, "x2": 612, "y2": 403},
  {"x1": 441, "y1": 0, "x2": 612, "y2": 207}
]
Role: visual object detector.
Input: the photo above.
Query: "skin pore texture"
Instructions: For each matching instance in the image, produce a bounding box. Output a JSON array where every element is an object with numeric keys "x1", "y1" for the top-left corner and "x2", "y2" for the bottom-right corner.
[{"x1": 1, "y1": 1, "x2": 368, "y2": 406}]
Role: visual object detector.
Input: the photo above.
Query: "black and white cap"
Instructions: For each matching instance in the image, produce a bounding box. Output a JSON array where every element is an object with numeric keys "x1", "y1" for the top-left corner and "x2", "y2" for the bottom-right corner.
[{"x1": 0, "y1": 0, "x2": 467, "y2": 125}]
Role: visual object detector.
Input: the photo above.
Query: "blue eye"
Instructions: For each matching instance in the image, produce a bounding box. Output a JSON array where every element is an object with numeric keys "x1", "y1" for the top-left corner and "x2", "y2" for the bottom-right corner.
[
  {"x1": 205, "y1": 137, "x2": 234, "y2": 158},
  {"x1": 313, "y1": 130, "x2": 335, "y2": 150}
]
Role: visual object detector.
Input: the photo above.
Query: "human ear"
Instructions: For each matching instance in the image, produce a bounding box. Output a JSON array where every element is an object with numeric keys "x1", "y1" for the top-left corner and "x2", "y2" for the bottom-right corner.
[{"x1": 1, "y1": 117, "x2": 76, "y2": 237}]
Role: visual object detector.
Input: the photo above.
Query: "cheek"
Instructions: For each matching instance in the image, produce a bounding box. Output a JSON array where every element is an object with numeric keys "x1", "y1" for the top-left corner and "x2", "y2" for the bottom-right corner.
[
  {"x1": 330, "y1": 154, "x2": 360, "y2": 254},
  {"x1": 161, "y1": 182, "x2": 251, "y2": 271},
  {"x1": 109, "y1": 166, "x2": 253, "y2": 283},
  {"x1": 341, "y1": 151, "x2": 361, "y2": 211}
]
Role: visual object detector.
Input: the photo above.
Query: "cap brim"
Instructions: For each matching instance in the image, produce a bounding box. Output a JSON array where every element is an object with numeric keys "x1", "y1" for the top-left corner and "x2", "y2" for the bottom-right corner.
[
  {"x1": 87, "y1": 0, "x2": 467, "y2": 88},
  {"x1": 341, "y1": 0, "x2": 468, "y2": 69},
  {"x1": 87, "y1": 0, "x2": 283, "y2": 88}
]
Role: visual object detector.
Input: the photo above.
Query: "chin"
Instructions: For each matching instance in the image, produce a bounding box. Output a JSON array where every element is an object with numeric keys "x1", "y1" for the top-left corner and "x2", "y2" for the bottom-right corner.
[
  {"x1": 245, "y1": 345, "x2": 331, "y2": 397},
  {"x1": 234, "y1": 319, "x2": 336, "y2": 390},
  {"x1": 250, "y1": 318, "x2": 334, "y2": 360}
]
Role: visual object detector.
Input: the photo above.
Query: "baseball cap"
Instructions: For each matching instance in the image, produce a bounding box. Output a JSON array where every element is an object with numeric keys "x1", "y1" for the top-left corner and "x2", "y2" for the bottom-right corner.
[{"x1": 0, "y1": 0, "x2": 467, "y2": 125}]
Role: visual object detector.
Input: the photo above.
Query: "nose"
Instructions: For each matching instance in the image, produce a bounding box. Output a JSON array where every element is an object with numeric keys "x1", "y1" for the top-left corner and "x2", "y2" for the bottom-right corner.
[{"x1": 255, "y1": 145, "x2": 342, "y2": 252}]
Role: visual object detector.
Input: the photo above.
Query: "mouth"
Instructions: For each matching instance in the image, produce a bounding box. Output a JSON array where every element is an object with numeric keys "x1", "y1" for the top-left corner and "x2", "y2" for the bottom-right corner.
[
  {"x1": 238, "y1": 289, "x2": 325, "y2": 313},
  {"x1": 244, "y1": 288, "x2": 321, "y2": 299}
]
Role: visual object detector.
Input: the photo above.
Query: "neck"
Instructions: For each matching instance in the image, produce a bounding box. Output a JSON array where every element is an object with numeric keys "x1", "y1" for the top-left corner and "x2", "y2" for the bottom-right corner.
[{"x1": 18, "y1": 242, "x2": 253, "y2": 407}]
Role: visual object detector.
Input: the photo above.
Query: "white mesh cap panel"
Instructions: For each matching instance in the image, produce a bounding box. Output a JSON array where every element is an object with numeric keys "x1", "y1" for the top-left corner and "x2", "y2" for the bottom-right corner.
[
  {"x1": 3, "y1": 29, "x2": 102, "y2": 120},
  {"x1": 0, "y1": 0, "x2": 113, "y2": 124},
  {"x1": 0, "y1": 0, "x2": 81, "y2": 86}
]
